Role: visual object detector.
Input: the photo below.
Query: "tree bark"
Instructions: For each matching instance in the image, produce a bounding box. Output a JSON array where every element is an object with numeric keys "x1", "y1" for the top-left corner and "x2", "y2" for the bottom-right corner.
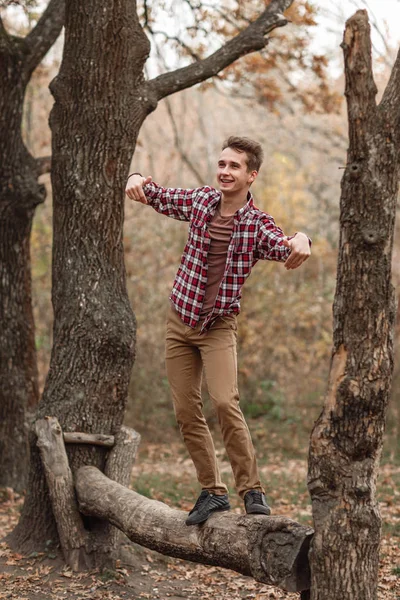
[
  {"x1": 76, "y1": 466, "x2": 313, "y2": 593},
  {"x1": 0, "y1": 2, "x2": 64, "y2": 492},
  {"x1": 308, "y1": 11, "x2": 399, "y2": 600},
  {"x1": 35, "y1": 417, "x2": 93, "y2": 570},
  {"x1": 63, "y1": 432, "x2": 115, "y2": 447},
  {"x1": 8, "y1": 0, "x2": 150, "y2": 554}
]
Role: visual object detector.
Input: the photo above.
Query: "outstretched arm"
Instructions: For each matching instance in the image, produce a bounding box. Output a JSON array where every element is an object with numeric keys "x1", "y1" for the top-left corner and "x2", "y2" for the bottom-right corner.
[
  {"x1": 256, "y1": 218, "x2": 311, "y2": 269},
  {"x1": 125, "y1": 174, "x2": 198, "y2": 222}
]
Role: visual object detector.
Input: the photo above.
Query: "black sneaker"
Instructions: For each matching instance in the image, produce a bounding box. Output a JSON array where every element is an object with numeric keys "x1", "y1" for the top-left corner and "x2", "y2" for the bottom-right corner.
[
  {"x1": 244, "y1": 490, "x2": 271, "y2": 515},
  {"x1": 185, "y1": 490, "x2": 230, "y2": 526}
]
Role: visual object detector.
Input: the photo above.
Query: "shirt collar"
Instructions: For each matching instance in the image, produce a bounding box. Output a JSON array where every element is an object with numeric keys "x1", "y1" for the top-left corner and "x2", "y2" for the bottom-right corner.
[
  {"x1": 211, "y1": 190, "x2": 254, "y2": 221},
  {"x1": 236, "y1": 191, "x2": 254, "y2": 219}
]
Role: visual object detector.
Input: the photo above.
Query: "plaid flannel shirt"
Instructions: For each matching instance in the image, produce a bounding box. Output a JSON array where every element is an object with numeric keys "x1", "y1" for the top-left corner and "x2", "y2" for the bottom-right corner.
[{"x1": 144, "y1": 182, "x2": 295, "y2": 333}]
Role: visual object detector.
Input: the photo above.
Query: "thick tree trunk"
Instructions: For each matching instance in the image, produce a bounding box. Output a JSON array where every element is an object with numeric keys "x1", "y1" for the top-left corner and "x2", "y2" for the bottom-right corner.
[
  {"x1": 307, "y1": 11, "x2": 399, "y2": 600},
  {"x1": 76, "y1": 466, "x2": 313, "y2": 593},
  {"x1": 0, "y1": 0, "x2": 64, "y2": 493},
  {"x1": 9, "y1": 0, "x2": 152, "y2": 554},
  {"x1": 0, "y1": 41, "x2": 43, "y2": 493}
]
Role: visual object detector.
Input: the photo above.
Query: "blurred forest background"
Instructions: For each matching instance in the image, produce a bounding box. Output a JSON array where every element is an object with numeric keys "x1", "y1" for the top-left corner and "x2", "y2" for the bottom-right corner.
[{"x1": 8, "y1": 0, "x2": 400, "y2": 461}]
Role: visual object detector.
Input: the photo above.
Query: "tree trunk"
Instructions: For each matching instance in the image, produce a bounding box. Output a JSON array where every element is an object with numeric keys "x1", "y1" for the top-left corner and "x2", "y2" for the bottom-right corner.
[
  {"x1": 8, "y1": 0, "x2": 152, "y2": 555},
  {"x1": 0, "y1": 0, "x2": 65, "y2": 493},
  {"x1": 76, "y1": 466, "x2": 313, "y2": 593},
  {"x1": 308, "y1": 11, "x2": 399, "y2": 600},
  {"x1": 0, "y1": 39, "x2": 43, "y2": 493}
]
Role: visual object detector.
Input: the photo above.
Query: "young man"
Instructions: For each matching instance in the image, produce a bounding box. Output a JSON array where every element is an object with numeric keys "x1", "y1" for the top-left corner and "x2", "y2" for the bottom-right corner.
[{"x1": 125, "y1": 136, "x2": 311, "y2": 525}]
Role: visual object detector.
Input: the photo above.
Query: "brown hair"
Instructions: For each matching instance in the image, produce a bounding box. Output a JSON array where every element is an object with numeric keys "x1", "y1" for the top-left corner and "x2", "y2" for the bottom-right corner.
[{"x1": 222, "y1": 136, "x2": 264, "y2": 172}]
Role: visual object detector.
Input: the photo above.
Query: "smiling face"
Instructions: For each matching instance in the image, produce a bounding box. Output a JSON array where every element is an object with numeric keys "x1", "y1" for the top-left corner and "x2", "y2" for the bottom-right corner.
[{"x1": 217, "y1": 147, "x2": 258, "y2": 196}]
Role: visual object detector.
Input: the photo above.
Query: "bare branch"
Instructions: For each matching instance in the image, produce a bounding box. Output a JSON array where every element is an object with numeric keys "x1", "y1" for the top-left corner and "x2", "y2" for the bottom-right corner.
[
  {"x1": 25, "y1": 0, "x2": 64, "y2": 74},
  {"x1": 200, "y1": 3, "x2": 248, "y2": 30},
  {"x1": 149, "y1": 37, "x2": 204, "y2": 184},
  {"x1": 146, "y1": 0, "x2": 294, "y2": 101},
  {"x1": 143, "y1": 0, "x2": 150, "y2": 29},
  {"x1": 149, "y1": 28, "x2": 202, "y2": 61},
  {"x1": 164, "y1": 96, "x2": 204, "y2": 185}
]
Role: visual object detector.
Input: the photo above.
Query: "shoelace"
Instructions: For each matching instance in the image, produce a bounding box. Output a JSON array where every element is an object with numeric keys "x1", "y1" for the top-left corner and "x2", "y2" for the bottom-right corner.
[
  {"x1": 190, "y1": 490, "x2": 210, "y2": 513},
  {"x1": 249, "y1": 491, "x2": 263, "y2": 504}
]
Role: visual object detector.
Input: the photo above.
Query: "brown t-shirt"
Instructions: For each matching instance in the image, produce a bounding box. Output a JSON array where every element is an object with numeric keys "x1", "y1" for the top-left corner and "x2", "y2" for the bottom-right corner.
[{"x1": 200, "y1": 207, "x2": 234, "y2": 318}]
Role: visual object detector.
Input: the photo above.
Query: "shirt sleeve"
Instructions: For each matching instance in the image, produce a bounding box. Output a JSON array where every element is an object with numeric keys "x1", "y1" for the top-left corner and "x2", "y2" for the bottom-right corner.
[
  {"x1": 255, "y1": 216, "x2": 291, "y2": 262},
  {"x1": 143, "y1": 182, "x2": 200, "y2": 222},
  {"x1": 256, "y1": 216, "x2": 312, "y2": 262}
]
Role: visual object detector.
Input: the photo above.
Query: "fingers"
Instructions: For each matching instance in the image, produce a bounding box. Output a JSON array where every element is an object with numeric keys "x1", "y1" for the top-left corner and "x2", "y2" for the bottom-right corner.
[
  {"x1": 284, "y1": 237, "x2": 311, "y2": 270},
  {"x1": 126, "y1": 188, "x2": 147, "y2": 204},
  {"x1": 285, "y1": 255, "x2": 305, "y2": 269},
  {"x1": 285, "y1": 251, "x2": 310, "y2": 270},
  {"x1": 125, "y1": 175, "x2": 151, "y2": 204}
]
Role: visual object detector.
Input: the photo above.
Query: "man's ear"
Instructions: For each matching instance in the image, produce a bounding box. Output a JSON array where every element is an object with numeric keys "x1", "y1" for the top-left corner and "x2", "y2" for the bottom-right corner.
[{"x1": 248, "y1": 170, "x2": 258, "y2": 184}]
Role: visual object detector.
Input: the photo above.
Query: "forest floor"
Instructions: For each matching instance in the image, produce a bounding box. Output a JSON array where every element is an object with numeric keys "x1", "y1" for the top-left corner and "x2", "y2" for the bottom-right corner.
[{"x1": 1, "y1": 441, "x2": 399, "y2": 600}]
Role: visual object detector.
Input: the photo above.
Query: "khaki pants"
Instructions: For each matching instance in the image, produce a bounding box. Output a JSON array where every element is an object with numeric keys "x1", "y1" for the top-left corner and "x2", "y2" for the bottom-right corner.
[{"x1": 165, "y1": 305, "x2": 264, "y2": 498}]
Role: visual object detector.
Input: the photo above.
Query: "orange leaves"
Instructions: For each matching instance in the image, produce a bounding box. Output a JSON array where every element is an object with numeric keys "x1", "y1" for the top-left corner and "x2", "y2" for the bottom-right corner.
[{"x1": 285, "y1": 1, "x2": 317, "y2": 27}]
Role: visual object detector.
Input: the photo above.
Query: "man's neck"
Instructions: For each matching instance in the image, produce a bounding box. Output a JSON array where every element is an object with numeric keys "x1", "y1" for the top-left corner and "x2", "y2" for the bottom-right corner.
[{"x1": 220, "y1": 190, "x2": 249, "y2": 217}]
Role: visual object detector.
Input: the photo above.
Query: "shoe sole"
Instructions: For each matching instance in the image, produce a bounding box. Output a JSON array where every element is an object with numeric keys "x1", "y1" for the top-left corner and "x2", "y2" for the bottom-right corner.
[{"x1": 185, "y1": 505, "x2": 231, "y2": 526}]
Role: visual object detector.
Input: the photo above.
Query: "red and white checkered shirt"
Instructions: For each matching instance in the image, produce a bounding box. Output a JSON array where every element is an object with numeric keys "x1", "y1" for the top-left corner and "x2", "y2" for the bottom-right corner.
[{"x1": 144, "y1": 182, "x2": 294, "y2": 333}]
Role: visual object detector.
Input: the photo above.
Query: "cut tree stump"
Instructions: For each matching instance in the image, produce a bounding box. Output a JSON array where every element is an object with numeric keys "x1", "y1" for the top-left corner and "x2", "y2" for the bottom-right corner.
[
  {"x1": 35, "y1": 417, "x2": 140, "y2": 570},
  {"x1": 76, "y1": 465, "x2": 313, "y2": 592},
  {"x1": 35, "y1": 417, "x2": 94, "y2": 570}
]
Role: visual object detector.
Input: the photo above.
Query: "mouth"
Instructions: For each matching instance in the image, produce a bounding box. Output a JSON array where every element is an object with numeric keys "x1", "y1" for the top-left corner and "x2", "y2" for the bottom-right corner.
[{"x1": 220, "y1": 178, "x2": 234, "y2": 184}]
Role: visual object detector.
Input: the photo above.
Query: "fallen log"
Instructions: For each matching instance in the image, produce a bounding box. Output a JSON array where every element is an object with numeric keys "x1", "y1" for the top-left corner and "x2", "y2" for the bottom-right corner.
[{"x1": 76, "y1": 466, "x2": 313, "y2": 592}]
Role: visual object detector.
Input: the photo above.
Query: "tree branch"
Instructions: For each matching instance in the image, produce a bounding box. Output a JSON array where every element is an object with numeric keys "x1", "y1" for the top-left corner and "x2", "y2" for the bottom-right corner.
[
  {"x1": 146, "y1": 0, "x2": 294, "y2": 101},
  {"x1": 149, "y1": 28, "x2": 202, "y2": 62},
  {"x1": 25, "y1": 0, "x2": 65, "y2": 75},
  {"x1": 341, "y1": 10, "x2": 377, "y2": 159},
  {"x1": 164, "y1": 96, "x2": 204, "y2": 185},
  {"x1": 379, "y1": 46, "x2": 400, "y2": 149}
]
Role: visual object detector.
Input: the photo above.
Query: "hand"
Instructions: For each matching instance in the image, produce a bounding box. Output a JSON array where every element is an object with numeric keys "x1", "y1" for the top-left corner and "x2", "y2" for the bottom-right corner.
[
  {"x1": 125, "y1": 174, "x2": 152, "y2": 204},
  {"x1": 282, "y1": 233, "x2": 311, "y2": 270}
]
